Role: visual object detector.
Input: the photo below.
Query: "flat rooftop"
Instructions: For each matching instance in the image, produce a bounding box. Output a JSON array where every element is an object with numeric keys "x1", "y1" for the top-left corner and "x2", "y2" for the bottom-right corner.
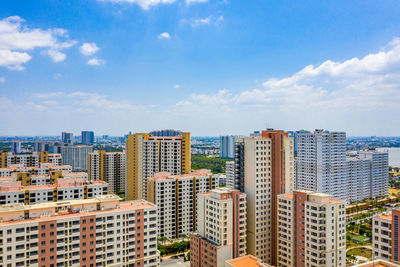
[{"x1": 226, "y1": 255, "x2": 271, "y2": 267}]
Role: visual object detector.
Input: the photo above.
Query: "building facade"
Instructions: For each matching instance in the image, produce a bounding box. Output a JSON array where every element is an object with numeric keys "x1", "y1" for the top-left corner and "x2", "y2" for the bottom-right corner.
[
  {"x1": 234, "y1": 130, "x2": 294, "y2": 265},
  {"x1": 373, "y1": 209, "x2": 400, "y2": 264},
  {"x1": 277, "y1": 190, "x2": 346, "y2": 267},
  {"x1": 0, "y1": 196, "x2": 159, "y2": 267},
  {"x1": 60, "y1": 145, "x2": 93, "y2": 172},
  {"x1": 226, "y1": 161, "x2": 235, "y2": 189},
  {"x1": 147, "y1": 170, "x2": 218, "y2": 239},
  {"x1": 220, "y1": 136, "x2": 236, "y2": 159},
  {"x1": 0, "y1": 151, "x2": 52, "y2": 168},
  {"x1": 88, "y1": 150, "x2": 126, "y2": 194},
  {"x1": 295, "y1": 130, "x2": 349, "y2": 201},
  {"x1": 191, "y1": 187, "x2": 247, "y2": 267},
  {"x1": 0, "y1": 177, "x2": 108, "y2": 205},
  {"x1": 82, "y1": 131, "x2": 95, "y2": 145},
  {"x1": 347, "y1": 150, "x2": 389, "y2": 202},
  {"x1": 61, "y1": 131, "x2": 74, "y2": 145},
  {"x1": 125, "y1": 131, "x2": 191, "y2": 200}
]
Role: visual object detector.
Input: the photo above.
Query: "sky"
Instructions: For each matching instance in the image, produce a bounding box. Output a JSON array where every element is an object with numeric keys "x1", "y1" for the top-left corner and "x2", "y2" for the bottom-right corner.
[{"x1": 1, "y1": 0, "x2": 400, "y2": 136}]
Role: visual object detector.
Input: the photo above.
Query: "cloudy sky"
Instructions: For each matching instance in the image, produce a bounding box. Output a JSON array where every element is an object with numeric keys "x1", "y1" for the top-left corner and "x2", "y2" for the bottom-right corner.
[{"x1": 1, "y1": 0, "x2": 400, "y2": 136}]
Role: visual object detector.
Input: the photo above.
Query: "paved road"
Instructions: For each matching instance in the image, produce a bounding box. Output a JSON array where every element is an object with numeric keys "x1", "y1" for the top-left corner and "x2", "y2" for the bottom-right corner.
[{"x1": 160, "y1": 256, "x2": 190, "y2": 267}]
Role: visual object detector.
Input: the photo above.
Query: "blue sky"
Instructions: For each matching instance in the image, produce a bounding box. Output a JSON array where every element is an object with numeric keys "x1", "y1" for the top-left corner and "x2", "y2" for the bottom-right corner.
[{"x1": 1, "y1": 0, "x2": 400, "y2": 136}]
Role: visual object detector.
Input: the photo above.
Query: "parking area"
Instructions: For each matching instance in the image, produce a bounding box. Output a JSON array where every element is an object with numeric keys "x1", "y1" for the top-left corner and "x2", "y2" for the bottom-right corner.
[{"x1": 160, "y1": 255, "x2": 190, "y2": 267}]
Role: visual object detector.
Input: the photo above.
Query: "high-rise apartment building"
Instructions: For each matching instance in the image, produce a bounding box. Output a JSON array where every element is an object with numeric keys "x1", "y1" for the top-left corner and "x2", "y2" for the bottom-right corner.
[
  {"x1": 60, "y1": 145, "x2": 93, "y2": 171},
  {"x1": 234, "y1": 130, "x2": 294, "y2": 265},
  {"x1": 295, "y1": 130, "x2": 349, "y2": 201},
  {"x1": 81, "y1": 131, "x2": 95, "y2": 145},
  {"x1": 359, "y1": 150, "x2": 389, "y2": 199},
  {"x1": 88, "y1": 150, "x2": 126, "y2": 194},
  {"x1": 220, "y1": 136, "x2": 236, "y2": 159},
  {"x1": 0, "y1": 151, "x2": 50, "y2": 168},
  {"x1": 147, "y1": 170, "x2": 217, "y2": 239},
  {"x1": 347, "y1": 150, "x2": 389, "y2": 202},
  {"x1": 125, "y1": 131, "x2": 191, "y2": 200},
  {"x1": 61, "y1": 131, "x2": 74, "y2": 145},
  {"x1": 226, "y1": 161, "x2": 235, "y2": 189},
  {"x1": 0, "y1": 195, "x2": 160, "y2": 267},
  {"x1": 373, "y1": 209, "x2": 400, "y2": 264},
  {"x1": 190, "y1": 187, "x2": 247, "y2": 267},
  {"x1": 277, "y1": 190, "x2": 346, "y2": 267}
]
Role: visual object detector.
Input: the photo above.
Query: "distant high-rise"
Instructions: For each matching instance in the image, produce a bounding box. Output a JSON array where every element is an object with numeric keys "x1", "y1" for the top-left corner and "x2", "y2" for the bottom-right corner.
[
  {"x1": 81, "y1": 131, "x2": 95, "y2": 145},
  {"x1": 61, "y1": 131, "x2": 74, "y2": 145},
  {"x1": 295, "y1": 130, "x2": 349, "y2": 201},
  {"x1": 149, "y1": 129, "x2": 182, "y2": 137},
  {"x1": 347, "y1": 150, "x2": 389, "y2": 202},
  {"x1": 234, "y1": 130, "x2": 294, "y2": 265},
  {"x1": 277, "y1": 190, "x2": 346, "y2": 267},
  {"x1": 11, "y1": 140, "x2": 21, "y2": 154},
  {"x1": 125, "y1": 131, "x2": 191, "y2": 200},
  {"x1": 220, "y1": 135, "x2": 236, "y2": 159},
  {"x1": 60, "y1": 145, "x2": 93, "y2": 171},
  {"x1": 190, "y1": 187, "x2": 247, "y2": 267}
]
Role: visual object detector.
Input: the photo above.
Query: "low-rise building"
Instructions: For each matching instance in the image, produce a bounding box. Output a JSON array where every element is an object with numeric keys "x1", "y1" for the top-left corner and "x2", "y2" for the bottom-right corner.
[
  {"x1": 225, "y1": 255, "x2": 273, "y2": 267},
  {"x1": 0, "y1": 177, "x2": 108, "y2": 205},
  {"x1": 0, "y1": 195, "x2": 159, "y2": 267}
]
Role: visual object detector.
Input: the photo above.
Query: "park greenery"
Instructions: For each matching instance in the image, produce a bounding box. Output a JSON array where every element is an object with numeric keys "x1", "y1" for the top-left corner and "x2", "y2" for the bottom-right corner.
[
  {"x1": 191, "y1": 154, "x2": 230, "y2": 174},
  {"x1": 157, "y1": 236, "x2": 190, "y2": 257}
]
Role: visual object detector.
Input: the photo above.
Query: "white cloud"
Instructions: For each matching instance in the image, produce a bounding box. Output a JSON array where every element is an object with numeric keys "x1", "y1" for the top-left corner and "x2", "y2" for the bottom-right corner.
[
  {"x1": 98, "y1": 0, "x2": 177, "y2": 10},
  {"x1": 0, "y1": 76, "x2": 5, "y2": 83},
  {"x1": 0, "y1": 16, "x2": 77, "y2": 69},
  {"x1": 79, "y1": 42, "x2": 99, "y2": 56},
  {"x1": 87, "y1": 57, "x2": 106, "y2": 66},
  {"x1": 158, "y1": 32, "x2": 171, "y2": 39},
  {"x1": 174, "y1": 84, "x2": 180, "y2": 89},
  {"x1": 186, "y1": 0, "x2": 208, "y2": 4},
  {"x1": 172, "y1": 38, "x2": 400, "y2": 134},
  {"x1": 44, "y1": 50, "x2": 66, "y2": 62},
  {"x1": 191, "y1": 15, "x2": 224, "y2": 27}
]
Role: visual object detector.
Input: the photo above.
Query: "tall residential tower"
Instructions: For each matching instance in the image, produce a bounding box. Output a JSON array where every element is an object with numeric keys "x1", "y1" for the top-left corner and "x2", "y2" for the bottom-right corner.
[{"x1": 125, "y1": 131, "x2": 191, "y2": 200}]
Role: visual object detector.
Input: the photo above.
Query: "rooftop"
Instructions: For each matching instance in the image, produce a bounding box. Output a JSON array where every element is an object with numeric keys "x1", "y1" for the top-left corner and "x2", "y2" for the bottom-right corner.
[{"x1": 225, "y1": 255, "x2": 272, "y2": 267}]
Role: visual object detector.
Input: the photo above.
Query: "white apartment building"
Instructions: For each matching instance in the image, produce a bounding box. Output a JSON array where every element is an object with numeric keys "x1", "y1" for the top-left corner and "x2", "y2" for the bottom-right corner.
[
  {"x1": 295, "y1": 130, "x2": 349, "y2": 201},
  {"x1": 0, "y1": 164, "x2": 73, "y2": 177},
  {"x1": 88, "y1": 150, "x2": 126, "y2": 194},
  {"x1": 373, "y1": 209, "x2": 400, "y2": 264},
  {"x1": 0, "y1": 151, "x2": 52, "y2": 168},
  {"x1": 147, "y1": 170, "x2": 218, "y2": 239},
  {"x1": 0, "y1": 178, "x2": 108, "y2": 205},
  {"x1": 277, "y1": 190, "x2": 346, "y2": 267},
  {"x1": 226, "y1": 161, "x2": 235, "y2": 189},
  {"x1": 191, "y1": 187, "x2": 247, "y2": 267},
  {"x1": 359, "y1": 150, "x2": 389, "y2": 199},
  {"x1": 60, "y1": 145, "x2": 93, "y2": 171},
  {"x1": 0, "y1": 195, "x2": 160, "y2": 267},
  {"x1": 49, "y1": 153, "x2": 63, "y2": 165}
]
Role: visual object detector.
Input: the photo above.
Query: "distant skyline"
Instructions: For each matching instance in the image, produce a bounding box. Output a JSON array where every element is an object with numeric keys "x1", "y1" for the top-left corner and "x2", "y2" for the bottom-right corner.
[{"x1": 1, "y1": 1, "x2": 400, "y2": 136}]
